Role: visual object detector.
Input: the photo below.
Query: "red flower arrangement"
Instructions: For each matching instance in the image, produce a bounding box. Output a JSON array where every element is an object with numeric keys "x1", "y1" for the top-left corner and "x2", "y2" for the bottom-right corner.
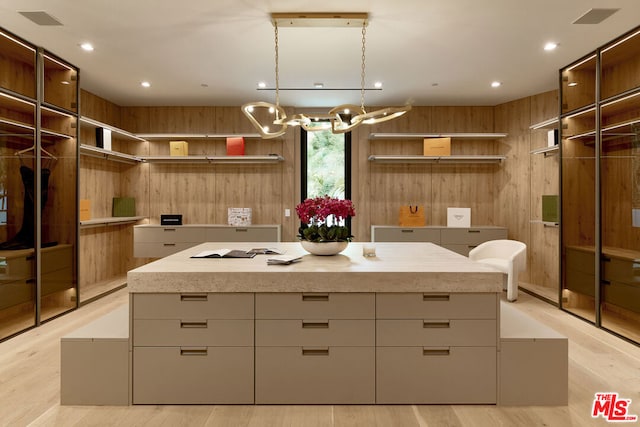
[{"x1": 295, "y1": 196, "x2": 356, "y2": 242}]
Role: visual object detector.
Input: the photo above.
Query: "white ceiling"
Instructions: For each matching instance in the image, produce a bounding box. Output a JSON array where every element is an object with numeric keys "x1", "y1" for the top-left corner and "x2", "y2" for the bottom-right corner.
[{"x1": 1, "y1": 0, "x2": 639, "y2": 108}]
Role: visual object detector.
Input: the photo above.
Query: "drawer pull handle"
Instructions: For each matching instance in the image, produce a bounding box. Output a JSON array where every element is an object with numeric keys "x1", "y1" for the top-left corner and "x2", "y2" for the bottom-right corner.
[
  {"x1": 602, "y1": 280, "x2": 611, "y2": 285},
  {"x1": 180, "y1": 348, "x2": 207, "y2": 356},
  {"x1": 163, "y1": 243, "x2": 176, "y2": 247},
  {"x1": 181, "y1": 321, "x2": 207, "y2": 328},
  {"x1": 26, "y1": 255, "x2": 35, "y2": 261},
  {"x1": 180, "y1": 294, "x2": 208, "y2": 302},
  {"x1": 422, "y1": 294, "x2": 449, "y2": 302},
  {"x1": 163, "y1": 228, "x2": 177, "y2": 232},
  {"x1": 467, "y1": 229, "x2": 481, "y2": 233},
  {"x1": 302, "y1": 321, "x2": 329, "y2": 329},
  {"x1": 401, "y1": 229, "x2": 414, "y2": 233},
  {"x1": 423, "y1": 321, "x2": 450, "y2": 328},
  {"x1": 423, "y1": 348, "x2": 450, "y2": 356},
  {"x1": 601, "y1": 256, "x2": 611, "y2": 262},
  {"x1": 235, "y1": 228, "x2": 248, "y2": 232},
  {"x1": 302, "y1": 293, "x2": 329, "y2": 301},
  {"x1": 468, "y1": 245, "x2": 477, "y2": 249},
  {"x1": 302, "y1": 348, "x2": 329, "y2": 356}
]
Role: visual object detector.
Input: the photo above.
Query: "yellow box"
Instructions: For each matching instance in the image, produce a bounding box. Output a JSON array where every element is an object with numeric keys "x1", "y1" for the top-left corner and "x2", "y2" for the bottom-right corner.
[
  {"x1": 170, "y1": 140, "x2": 189, "y2": 156},
  {"x1": 79, "y1": 199, "x2": 91, "y2": 221},
  {"x1": 423, "y1": 137, "x2": 451, "y2": 156}
]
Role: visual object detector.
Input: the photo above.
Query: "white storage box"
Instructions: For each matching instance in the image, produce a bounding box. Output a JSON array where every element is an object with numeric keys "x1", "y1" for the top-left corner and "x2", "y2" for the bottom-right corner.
[{"x1": 447, "y1": 207, "x2": 471, "y2": 228}]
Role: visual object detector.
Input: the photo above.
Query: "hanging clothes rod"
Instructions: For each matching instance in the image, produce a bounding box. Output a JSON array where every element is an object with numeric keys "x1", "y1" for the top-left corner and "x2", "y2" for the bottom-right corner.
[{"x1": 14, "y1": 145, "x2": 57, "y2": 160}]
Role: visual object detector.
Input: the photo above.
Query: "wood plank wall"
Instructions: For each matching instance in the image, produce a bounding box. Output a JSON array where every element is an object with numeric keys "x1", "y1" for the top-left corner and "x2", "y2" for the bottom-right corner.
[{"x1": 79, "y1": 90, "x2": 560, "y2": 297}]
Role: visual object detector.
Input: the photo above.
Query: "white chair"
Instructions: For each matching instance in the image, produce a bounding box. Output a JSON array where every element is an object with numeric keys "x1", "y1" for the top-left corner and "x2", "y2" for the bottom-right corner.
[{"x1": 468, "y1": 240, "x2": 526, "y2": 302}]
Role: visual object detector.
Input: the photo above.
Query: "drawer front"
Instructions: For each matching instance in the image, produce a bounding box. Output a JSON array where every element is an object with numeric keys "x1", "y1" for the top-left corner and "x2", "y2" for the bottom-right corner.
[
  {"x1": 603, "y1": 257, "x2": 639, "y2": 286},
  {"x1": 255, "y1": 319, "x2": 374, "y2": 346},
  {"x1": 255, "y1": 346, "x2": 375, "y2": 404},
  {"x1": 565, "y1": 248, "x2": 596, "y2": 275},
  {"x1": 133, "y1": 242, "x2": 197, "y2": 258},
  {"x1": 565, "y1": 269, "x2": 595, "y2": 296},
  {"x1": 372, "y1": 227, "x2": 441, "y2": 243},
  {"x1": 41, "y1": 268, "x2": 74, "y2": 296},
  {"x1": 0, "y1": 279, "x2": 33, "y2": 310},
  {"x1": 134, "y1": 226, "x2": 205, "y2": 243},
  {"x1": 133, "y1": 293, "x2": 253, "y2": 319},
  {"x1": 208, "y1": 227, "x2": 279, "y2": 242},
  {"x1": 440, "y1": 228, "x2": 507, "y2": 245},
  {"x1": 41, "y1": 245, "x2": 73, "y2": 273},
  {"x1": 133, "y1": 319, "x2": 253, "y2": 347},
  {"x1": 377, "y1": 293, "x2": 498, "y2": 319},
  {"x1": 376, "y1": 346, "x2": 497, "y2": 404},
  {"x1": 377, "y1": 319, "x2": 496, "y2": 347},
  {"x1": 603, "y1": 281, "x2": 640, "y2": 312},
  {"x1": 133, "y1": 346, "x2": 253, "y2": 404},
  {"x1": 256, "y1": 293, "x2": 375, "y2": 319}
]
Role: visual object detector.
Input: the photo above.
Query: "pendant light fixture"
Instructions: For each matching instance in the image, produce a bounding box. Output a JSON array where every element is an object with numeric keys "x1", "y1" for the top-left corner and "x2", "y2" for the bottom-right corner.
[{"x1": 242, "y1": 13, "x2": 411, "y2": 139}]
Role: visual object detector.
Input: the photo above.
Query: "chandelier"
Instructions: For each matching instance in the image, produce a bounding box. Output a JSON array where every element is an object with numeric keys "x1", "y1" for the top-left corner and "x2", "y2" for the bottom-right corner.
[{"x1": 242, "y1": 13, "x2": 411, "y2": 139}]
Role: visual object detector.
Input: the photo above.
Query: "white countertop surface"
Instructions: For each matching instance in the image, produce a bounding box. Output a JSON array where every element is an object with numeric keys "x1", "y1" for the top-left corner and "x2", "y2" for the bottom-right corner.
[{"x1": 127, "y1": 242, "x2": 504, "y2": 293}]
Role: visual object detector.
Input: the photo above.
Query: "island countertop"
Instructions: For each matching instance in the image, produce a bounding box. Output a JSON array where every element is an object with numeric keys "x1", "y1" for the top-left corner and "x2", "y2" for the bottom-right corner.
[{"x1": 127, "y1": 242, "x2": 503, "y2": 293}]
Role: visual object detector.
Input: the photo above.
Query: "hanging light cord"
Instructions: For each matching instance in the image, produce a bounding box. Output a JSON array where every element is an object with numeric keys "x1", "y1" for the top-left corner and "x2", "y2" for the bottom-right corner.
[
  {"x1": 274, "y1": 22, "x2": 280, "y2": 119},
  {"x1": 360, "y1": 21, "x2": 367, "y2": 114}
]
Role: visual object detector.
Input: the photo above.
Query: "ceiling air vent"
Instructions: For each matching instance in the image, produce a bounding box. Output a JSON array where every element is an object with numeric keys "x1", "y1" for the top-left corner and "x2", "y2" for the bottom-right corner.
[
  {"x1": 572, "y1": 8, "x2": 620, "y2": 25},
  {"x1": 18, "y1": 11, "x2": 63, "y2": 26}
]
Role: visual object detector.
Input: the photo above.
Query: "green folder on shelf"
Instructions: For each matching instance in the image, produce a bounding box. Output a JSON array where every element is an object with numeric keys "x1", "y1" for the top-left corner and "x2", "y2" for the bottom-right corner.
[
  {"x1": 542, "y1": 195, "x2": 558, "y2": 223},
  {"x1": 112, "y1": 197, "x2": 136, "y2": 217}
]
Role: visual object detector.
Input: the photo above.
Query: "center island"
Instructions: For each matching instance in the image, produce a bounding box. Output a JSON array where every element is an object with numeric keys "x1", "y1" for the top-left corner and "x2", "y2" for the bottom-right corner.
[{"x1": 127, "y1": 242, "x2": 504, "y2": 405}]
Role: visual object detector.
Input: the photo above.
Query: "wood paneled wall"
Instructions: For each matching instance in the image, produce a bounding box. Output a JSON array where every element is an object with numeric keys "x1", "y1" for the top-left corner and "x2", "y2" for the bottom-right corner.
[{"x1": 79, "y1": 90, "x2": 561, "y2": 296}]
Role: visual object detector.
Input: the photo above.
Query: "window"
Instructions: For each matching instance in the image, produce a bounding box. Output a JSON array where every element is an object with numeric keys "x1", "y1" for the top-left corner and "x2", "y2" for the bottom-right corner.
[{"x1": 301, "y1": 126, "x2": 352, "y2": 201}]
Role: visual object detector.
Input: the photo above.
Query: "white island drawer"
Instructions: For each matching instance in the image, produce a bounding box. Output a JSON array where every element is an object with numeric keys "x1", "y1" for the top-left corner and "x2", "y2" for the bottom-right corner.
[
  {"x1": 133, "y1": 346, "x2": 253, "y2": 404},
  {"x1": 132, "y1": 293, "x2": 253, "y2": 319},
  {"x1": 376, "y1": 293, "x2": 498, "y2": 319},
  {"x1": 376, "y1": 346, "x2": 497, "y2": 404},
  {"x1": 256, "y1": 293, "x2": 375, "y2": 319},
  {"x1": 134, "y1": 226, "x2": 206, "y2": 243},
  {"x1": 132, "y1": 319, "x2": 253, "y2": 347},
  {"x1": 255, "y1": 346, "x2": 375, "y2": 404},
  {"x1": 255, "y1": 319, "x2": 374, "y2": 347},
  {"x1": 376, "y1": 319, "x2": 497, "y2": 347}
]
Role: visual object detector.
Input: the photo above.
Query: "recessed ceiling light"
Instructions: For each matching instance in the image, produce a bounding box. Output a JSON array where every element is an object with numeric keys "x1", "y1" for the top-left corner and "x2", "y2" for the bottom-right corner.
[
  {"x1": 141, "y1": 81, "x2": 151, "y2": 88},
  {"x1": 544, "y1": 42, "x2": 558, "y2": 51},
  {"x1": 491, "y1": 81, "x2": 502, "y2": 88},
  {"x1": 257, "y1": 81, "x2": 266, "y2": 89},
  {"x1": 374, "y1": 81, "x2": 383, "y2": 89},
  {"x1": 314, "y1": 82, "x2": 324, "y2": 89},
  {"x1": 80, "y1": 42, "x2": 94, "y2": 51}
]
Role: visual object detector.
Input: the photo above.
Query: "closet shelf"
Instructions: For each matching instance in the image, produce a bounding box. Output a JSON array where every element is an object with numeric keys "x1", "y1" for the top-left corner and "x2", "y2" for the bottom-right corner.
[
  {"x1": 368, "y1": 155, "x2": 505, "y2": 164},
  {"x1": 80, "y1": 216, "x2": 146, "y2": 228},
  {"x1": 369, "y1": 132, "x2": 507, "y2": 140},
  {"x1": 529, "y1": 118, "x2": 558, "y2": 130},
  {"x1": 142, "y1": 155, "x2": 284, "y2": 164},
  {"x1": 80, "y1": 144, "x2": 144, "y2": 164},
  {"x1": 136, "y1": 133, "x2": 262, "y2": 139},
  {"x1": 530, "y1": 146, "x2": 559, "y2": 156},
  {"x1": 79, "y1": 117, "x2": 147, "y2": 142}
]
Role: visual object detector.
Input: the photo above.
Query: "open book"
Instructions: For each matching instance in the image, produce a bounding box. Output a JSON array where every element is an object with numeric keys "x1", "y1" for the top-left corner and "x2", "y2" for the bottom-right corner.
[
  {"x1": 247, "y1": 247, "x2": 286, "y2": 255},
  {"x1": 190, "y1": 249, "x2": 256, "y2": 259},
  {"x1": 266, "y1": 255, "x2": 303, "y2": 265}
]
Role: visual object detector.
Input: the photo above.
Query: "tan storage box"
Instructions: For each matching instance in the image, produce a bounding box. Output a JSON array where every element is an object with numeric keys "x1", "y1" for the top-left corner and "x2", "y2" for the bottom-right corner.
[
  {"x1": 169, "y1": 140, "x2": 188, "y2": 156},
  {"x1": 423, "y1": 137, "x2": 451, "y2": 156}
]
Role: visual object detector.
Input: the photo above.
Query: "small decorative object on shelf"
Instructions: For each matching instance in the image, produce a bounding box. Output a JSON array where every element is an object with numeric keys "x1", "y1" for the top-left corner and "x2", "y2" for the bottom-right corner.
[{"x1": 296, "y1": 196, "x2": 355, "y2": 255}]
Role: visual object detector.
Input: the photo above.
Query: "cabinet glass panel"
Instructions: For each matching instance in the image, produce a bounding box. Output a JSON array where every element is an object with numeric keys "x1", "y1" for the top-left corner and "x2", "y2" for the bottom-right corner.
[
  {"x1": 599, "y1": 80, "x2": 640, "y2": 344},
  {"x1": 43, "y1": 54, "x2": 77, "y2": 113},
  {"x1": 0, "y1": 121, "x2": 36, "y2": 340},
  {"x1": 601, "y1": 28, "x2": 640, "y2": 101},
  {"x1": 0, "y1": 30, "x2": 36, "y2": 98},
  {"x1": 561, "y1": 55, "x2": 596, "y2": 115},
  {"x1": 561, "y1": 111, "x2": 597, "y2": 323}
]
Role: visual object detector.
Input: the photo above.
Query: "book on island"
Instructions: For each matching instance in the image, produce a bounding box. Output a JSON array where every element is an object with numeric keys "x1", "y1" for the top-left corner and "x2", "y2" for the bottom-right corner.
[
  {"x1": 266, "y1": 255, "x2": 302, "y2": 265},
  {"x1": 190, "y1": 249, "x2": 256, "y2": 259},
  {"x1": 247, "y1": 247, "x2": 285, "y2": 255}
]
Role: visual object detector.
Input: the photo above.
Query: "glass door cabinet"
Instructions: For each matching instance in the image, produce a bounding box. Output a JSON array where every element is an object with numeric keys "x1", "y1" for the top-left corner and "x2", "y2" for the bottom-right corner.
[
  {"x1": 0, "y1": 27, "x2": 78, "y2": 341},
  {"x1": 561, "y1": 26, "x2": 640, "y2": 344}
]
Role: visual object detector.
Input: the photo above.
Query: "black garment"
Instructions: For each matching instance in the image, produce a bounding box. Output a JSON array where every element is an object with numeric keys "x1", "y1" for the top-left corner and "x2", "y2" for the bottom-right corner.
[{"x1": 0, "y1": 166, "x2": 50, "y2": 250}]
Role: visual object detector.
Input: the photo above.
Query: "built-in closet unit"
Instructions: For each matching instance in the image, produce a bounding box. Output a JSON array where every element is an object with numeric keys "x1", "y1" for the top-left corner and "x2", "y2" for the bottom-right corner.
[
  {"x1": 561, "y1": 25, "x2": 640, "y2": 344},
  {"x1": 0, "y1": 27, "x2": 78, "y2": 341}
]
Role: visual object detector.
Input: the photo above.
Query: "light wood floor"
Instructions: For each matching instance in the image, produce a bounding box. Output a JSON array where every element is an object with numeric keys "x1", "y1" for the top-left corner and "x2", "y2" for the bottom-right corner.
[{"x1": 1, "y1": 289, "x2": 639, "y2": 427}]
